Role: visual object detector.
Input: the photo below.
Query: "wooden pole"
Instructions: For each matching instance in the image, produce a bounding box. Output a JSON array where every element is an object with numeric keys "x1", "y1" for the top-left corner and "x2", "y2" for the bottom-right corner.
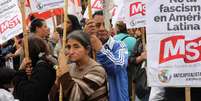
[
  {"x1": 87, "y1": 0, "x2": 96, "y2": 59},
  {"x1": 20, "y1": 0, "x2": 29, "y2": 58},
  {"x1": 59, "y1": 84, "x2": 63, "y2": 101},
  {"x1": 185, "y1": 87, "x2": 191, "y2": 101},
  {"x1": 141, "y1": 27, "x2": 146, "y2": 49},
  {"x1": 62, "y1": 0, "x2": 69, "y2": 50},
  {"x1": 88, "y1": 0, "x2": 92, "y2": 19},
  {"x1": 132, "y1": 82, "x2": 136, "y2": 101},
  {"x1": 59, "y1": 0, "x2": 69, "y2": 100}
]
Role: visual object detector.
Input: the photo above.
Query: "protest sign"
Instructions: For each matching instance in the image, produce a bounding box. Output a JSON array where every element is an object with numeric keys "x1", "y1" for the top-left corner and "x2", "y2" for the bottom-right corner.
[
  {"x1": 0, "y1": 0, "x2": 22, "y2": 44},
  {"x1": 123, "y1": 0, "x2": 146, "y2": 28},
  {"x1": 146, "y1": 0, "x2": 201, "y2": 87}
]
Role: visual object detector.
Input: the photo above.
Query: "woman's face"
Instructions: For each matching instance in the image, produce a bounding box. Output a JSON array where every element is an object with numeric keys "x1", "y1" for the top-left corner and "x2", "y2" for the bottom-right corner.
[
  {"x1": 66, "y1": 39, "x2": 88, "y2": 62},
  {"x1": 66, "y1": 20, "x2": 72, "y2": 33},
  {"x1": 135, "y1": 28, "x2": 145, "y2": 38},
  {"x1": 37, "y1": 22, "x2": 50, "y2": 38}
]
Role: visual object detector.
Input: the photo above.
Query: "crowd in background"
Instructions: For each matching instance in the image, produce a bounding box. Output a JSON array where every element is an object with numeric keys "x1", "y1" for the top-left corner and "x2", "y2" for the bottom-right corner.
[
  {"x1": 1, "y1": 10, "x2": 199, "y2": 101},
  {"x1": 0, "y1": 9, "x2": 149, "y2": 101}
]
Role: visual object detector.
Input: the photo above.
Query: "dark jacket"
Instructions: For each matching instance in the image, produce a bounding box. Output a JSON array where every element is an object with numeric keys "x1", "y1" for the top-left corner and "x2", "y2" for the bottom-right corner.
[
  {"x1": 128, "y1": 38, "x2": 150, "y2": 99},
  {"x1": 13, "y1": 59, "x2": 56, "y2": 101}
]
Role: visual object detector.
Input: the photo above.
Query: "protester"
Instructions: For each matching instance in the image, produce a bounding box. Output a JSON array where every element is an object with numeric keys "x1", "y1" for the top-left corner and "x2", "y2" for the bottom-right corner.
[
  {"x1": 66, "y1": 14, "x2": 82, "y2": 33},
  {"x1": 29, "y1": 16, "x2": 49, "y2": 39},
  {"x1": 129, "y1": 27, "x2": 150, "y2": 101},
  {"x1": 127, "y1": 29, "x2": 135, "y2": 37},
  {"x1": 13, "y1": 36, "x2": 56, "y2": 101},
  {"x1": 54, "y1": 14, "x2": 82, "y2": 57},
  {"x1": 29, "y1": 16, "x2": 58, "y2": 65},
  {"x1": 0, "y1": 33, "x2": 24, "y2": 71},
  {"x1": 50, "y1": 30, "x2": 108, "y2": 101},
  {"x1": 0, "y1": 39, "x2": 16, "y2": 69},
  {"x1": 113, "y1": 21, "x2": 137, "y2": 100},
  {"x1": 0, "y1": 67, "x2": 18, "y2": 101},
  {"x1": 84, "y1": 10, "x2": 129, "y2": 101},
  {"x1": 114, "y1": 21, "x2": 136, "y2": 56}
]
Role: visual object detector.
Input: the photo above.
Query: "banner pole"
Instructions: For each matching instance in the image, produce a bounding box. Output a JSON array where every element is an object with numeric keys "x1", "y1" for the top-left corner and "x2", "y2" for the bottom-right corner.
[
  {"x1": 59, "y1": 0, "x2": 69, "y2": 100},
  {"x1": 62, "y1": 0, "x2": 69, "y2": 50},
  {"x1": 142, "y1": 27, "x2": 146, "y2": 49},
  {"x1": 20, "y1": 0, "x2": 29, "y2": 58},
  {"x1": 87, "y1": 0, "x2": 96, "y2": 60},
  {"x1": 88, "y1": 0, "x2": 92, "y2": 20},
  {"x1": 59, "y1": 84, "x2": 63, "y2": 101},
  {"x1": 185, "y1": 87, "x2": 191, "y2": 101},
  {"x1": 132, "y1": 82, "x2": 136, "y2": 101}
]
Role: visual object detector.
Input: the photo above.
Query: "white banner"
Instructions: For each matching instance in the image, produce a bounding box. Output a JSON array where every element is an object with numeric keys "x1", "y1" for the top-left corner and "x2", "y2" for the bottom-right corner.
[
  {"x1": 83, "y1": 0, "x2": 103, "y2": 18},
  {"x1": 111, "y1": 0, "x2": 124, "y2": 26},
  {"x1": 29, "y1": 0, "x2": 82, "y2": 19},
  {"x1": 83, "y1": 0, "x2": 117, "y2": 20},
  {"x1": 0, "y1": 0, "x2": 22, "y2": 44},
  {"x1": 29, "y1": 0, "x2": 64, "y2": 13},
  {"x1": 123, "y1": 0, "x2": 146, "y2": 29},
  {"x1": 68, "y1": 0, "x2": 82, "y2": 20},
  {"x1": 146, "y1": 0, "x2": 201, "y2": 87}
]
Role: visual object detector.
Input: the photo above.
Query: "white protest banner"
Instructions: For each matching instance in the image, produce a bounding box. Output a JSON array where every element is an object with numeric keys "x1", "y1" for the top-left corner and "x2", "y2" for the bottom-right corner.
[
  {"x1": 123, "y1": 0, "x2": 146, "y2": 29},
  {"x1": 0, "y1": 0, "x2": 23, "y2": 44},
  {"x1": 29, "y1": 0, "x2": 82, "y2": 19},
  {"x1": 84, "y1": 0, "x2": 117, "y2": 19},
  {"x1": 146, "y1": 0, "x2": 201, "y2": 87},
  {"x1": 111, "y1": 0, "x2": 124, "y2": 26},
  {"x1": 29, "y1": 0, "x2": 64, "y2": 13},
  {"x1": 68, "y1": 0, "x2": 82, "y2": 20},
  {"x1": 84, "y1": 0, "x2": 103, "y2": 18}
]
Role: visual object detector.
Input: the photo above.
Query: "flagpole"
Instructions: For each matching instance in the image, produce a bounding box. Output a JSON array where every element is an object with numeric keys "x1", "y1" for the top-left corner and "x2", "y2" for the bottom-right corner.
[
  {"x1": 87, "y1": 0, "x2": 97, "y2": 60},
  {"x1": 88, "y1": 0, "x2": 92, "y2": 20},
  {"x1": 59, "y1": 0, "x2": 69, "y2": 100},
  {"x1": 185, "y1": 87, "x2": 191, "y2": 101},
  {"x1": 62, "y1": 0, "x2": 69, "y2": 50},
  {"x1": 59, "y1": 84, "x2": 63, "y2": 101},
  {"x1": 20, "y1": 0, "x2": 29, "y2": 58}
]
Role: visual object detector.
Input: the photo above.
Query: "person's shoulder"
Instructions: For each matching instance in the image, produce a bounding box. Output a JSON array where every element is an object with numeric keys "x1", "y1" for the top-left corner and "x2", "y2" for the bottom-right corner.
[
  {"x1": 127, "y1": 36, "x2": 136, "y2": 41},
  {"x1": 0, "y1": 89, "x2": 16, "y2": 101},
  {"x1": 114, "y1": 40, "x2": 126, "y2": 48},
  {"x1": 89, "y1": 59, "x2": 106, "y2": 72},
  {"x1": 35, "y1": 59, "x2": 56, "y2": 71},
  {"x1": 36, "y1": 59, "x2": 49, "y2": 67},
  {"x1": 0, "y1": 89, "x2": 8, "y2": 95}
]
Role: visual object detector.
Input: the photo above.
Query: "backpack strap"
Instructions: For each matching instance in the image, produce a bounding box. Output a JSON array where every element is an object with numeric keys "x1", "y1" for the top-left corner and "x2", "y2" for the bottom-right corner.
[
  {"x1": 36, "y1": 59, "x2": 45, "y2": 65},
  {"x1": 121, "y1": 35, "x2": 130, "y2": 41}
]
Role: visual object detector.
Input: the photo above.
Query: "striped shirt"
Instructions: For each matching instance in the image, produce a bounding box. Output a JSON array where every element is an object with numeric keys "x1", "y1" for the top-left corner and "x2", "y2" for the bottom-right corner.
[{"x1": 59, "y1": 58, "x2": 108, "y2": 101}]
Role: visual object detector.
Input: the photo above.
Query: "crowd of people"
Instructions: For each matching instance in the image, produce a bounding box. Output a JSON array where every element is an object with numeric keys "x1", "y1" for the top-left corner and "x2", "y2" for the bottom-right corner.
[
  {"x1": 1, "y1": 9, "x2": 152, "y2": 101},
  {"x1": 1, "y1": 10, "x2": 199, "y2": 101}
]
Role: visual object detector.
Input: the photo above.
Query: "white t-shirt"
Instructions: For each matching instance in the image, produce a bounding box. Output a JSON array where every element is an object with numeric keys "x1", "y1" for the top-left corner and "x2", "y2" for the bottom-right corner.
[{"x1": 0, "y1": 89, "x2": 19, "y2": 101}]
